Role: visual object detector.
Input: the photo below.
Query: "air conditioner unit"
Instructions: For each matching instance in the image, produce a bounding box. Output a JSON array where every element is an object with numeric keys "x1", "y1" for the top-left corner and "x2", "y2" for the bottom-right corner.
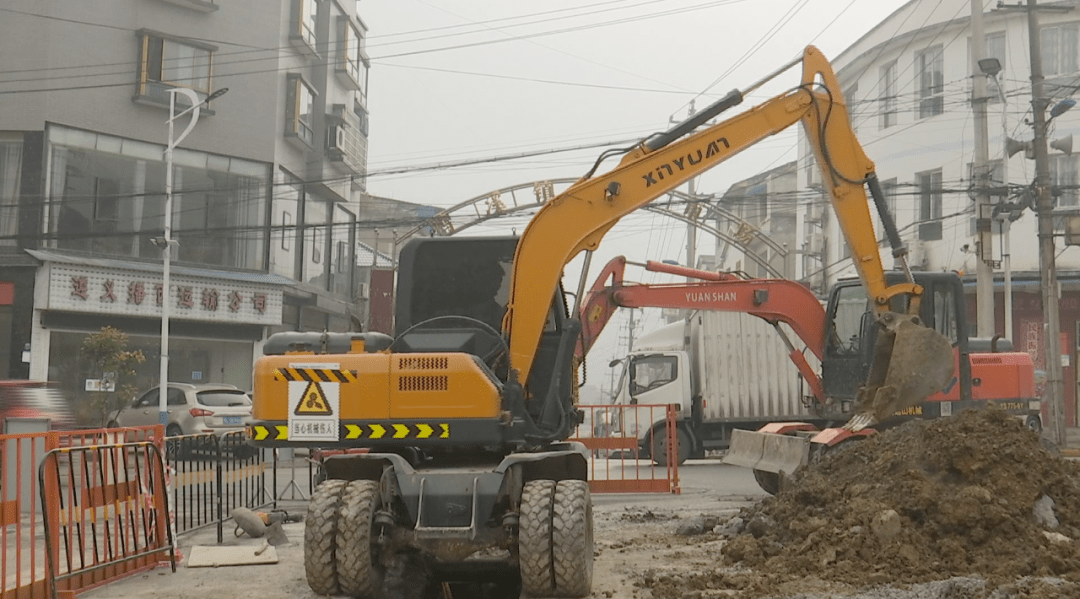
[
  {"x1": 356, "y1": 282, "x2": 369, "y2": 300},
  {"x1": 328, "y1": 125, "x2": 346, "y2": 152}
]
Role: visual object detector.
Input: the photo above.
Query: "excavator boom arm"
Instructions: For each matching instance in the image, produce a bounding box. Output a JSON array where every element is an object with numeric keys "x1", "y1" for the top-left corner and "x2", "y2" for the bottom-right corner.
[{"x1": 507, "y1": 46, "x2": 906, "y2": 387}]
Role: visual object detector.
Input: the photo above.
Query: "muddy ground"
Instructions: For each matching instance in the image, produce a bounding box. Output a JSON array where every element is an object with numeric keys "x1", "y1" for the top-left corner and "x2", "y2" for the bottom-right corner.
[{"x1": 83, "y1": 409, "x2": 1080, "y2": 598}]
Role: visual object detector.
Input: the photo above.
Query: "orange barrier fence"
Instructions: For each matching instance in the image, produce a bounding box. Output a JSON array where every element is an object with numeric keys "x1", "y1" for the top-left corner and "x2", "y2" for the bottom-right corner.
[
  {"x1": 38, "y1": 434, "x2": 175, "y2": 599},
  {"x1": 0, "y1": 425, "x2": 163, "y2": 599},
  {"x1": 569, "y1": 404, "x2": 680, "y2": 494}
]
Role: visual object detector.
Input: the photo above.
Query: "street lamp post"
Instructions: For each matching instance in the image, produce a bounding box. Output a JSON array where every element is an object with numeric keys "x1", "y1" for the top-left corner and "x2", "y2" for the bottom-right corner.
[{"x1": 158, "y1": 87, "x2": 228, "y2": 428}]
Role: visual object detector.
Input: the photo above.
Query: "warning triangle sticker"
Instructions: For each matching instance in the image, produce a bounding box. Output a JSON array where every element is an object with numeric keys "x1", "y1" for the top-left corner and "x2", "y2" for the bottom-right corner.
[{"x1": 295, "y1": 381, "x2": 334, "y2": 415}]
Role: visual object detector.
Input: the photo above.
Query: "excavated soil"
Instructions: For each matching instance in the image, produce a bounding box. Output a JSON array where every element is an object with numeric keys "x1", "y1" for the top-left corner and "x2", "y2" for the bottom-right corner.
[{"x1": 711, "y1": 407, "x2": 1080, "y2": 594}]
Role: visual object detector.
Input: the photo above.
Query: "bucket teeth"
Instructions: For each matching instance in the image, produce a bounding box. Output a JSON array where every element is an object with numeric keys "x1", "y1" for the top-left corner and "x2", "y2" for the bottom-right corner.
[
  {"x1": 842, "y1": 412, "x2": 875, "y2": 432},
  {"x1": 848, "y1": 311, "x2": 955, "y2": 430}
]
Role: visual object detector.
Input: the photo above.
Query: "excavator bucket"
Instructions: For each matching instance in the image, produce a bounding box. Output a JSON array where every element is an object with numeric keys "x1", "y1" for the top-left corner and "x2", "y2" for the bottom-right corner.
[{"x1": 845, "y1": 312, "x2": 955, "y2": 431}]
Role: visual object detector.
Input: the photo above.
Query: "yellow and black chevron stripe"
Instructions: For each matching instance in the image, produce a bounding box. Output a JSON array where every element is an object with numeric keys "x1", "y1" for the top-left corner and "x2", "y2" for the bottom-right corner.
[
  {"x1": 249, "y1": 424, "x2": 290, "y2": 442},
  {"x1": 248, "y1": 422, "x2": 452, "y2": 443},
  {"x1": 273, "y1": 367, "x2": 357, "y2": 383},
  {"x1": 341, "y1": 422, "x2": 450, "y2": 440}
]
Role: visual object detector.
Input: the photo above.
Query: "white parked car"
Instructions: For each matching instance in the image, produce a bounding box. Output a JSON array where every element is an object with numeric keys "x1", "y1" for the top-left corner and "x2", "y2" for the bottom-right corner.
[{"x1": 107, "y1": 383, "x2": 252, "y2": 438}]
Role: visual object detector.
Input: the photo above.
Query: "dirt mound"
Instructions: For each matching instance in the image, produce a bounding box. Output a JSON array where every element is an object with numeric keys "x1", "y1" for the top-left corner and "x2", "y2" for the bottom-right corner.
[{"x1": 722, "y1": 408, "x2": 1080, "y2": 587}]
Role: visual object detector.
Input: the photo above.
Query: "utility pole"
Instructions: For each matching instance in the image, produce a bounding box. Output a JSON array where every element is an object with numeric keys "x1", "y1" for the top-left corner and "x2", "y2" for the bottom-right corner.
[
  {"x1": 971, "y1": 0, "x2": 995, "y2": 338},
  {"x1": 1027, "y1": 0, "x2": 1067, "y2": 446},
  {"x1": 628, "y1": 308, "x2": 637, "y2": 352},
  {"x1": 682, "y1": 101, "x2": 699, "y2": 276}
]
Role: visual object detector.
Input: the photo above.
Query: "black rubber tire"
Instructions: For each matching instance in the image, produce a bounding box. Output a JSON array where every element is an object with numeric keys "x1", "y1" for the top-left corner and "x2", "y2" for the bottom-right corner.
[
  {"x1": 305, "y1": 479, "x2": 348, "y2": 596},
  {"x1": 552, "y1": 480, "x2": 593, "y2": 597},
  {"x1": 651, "y1": 426, "x2": 691, "y2": 467},
  {"x1": 1026, "y1": 415, "x2": 1043, "y2": 434},
  {"x1": 165, "y1": 425, "x2": 185, "y2": 460},
  {"x1": 752, "y1": 469, "x2": 780, "y2": 495},
  {"x1": 519, "y1": 480, "x2": 556, "y2": 597},
  {"x1": 336, "y1": 480, "x2": 382, "y2": 598}
]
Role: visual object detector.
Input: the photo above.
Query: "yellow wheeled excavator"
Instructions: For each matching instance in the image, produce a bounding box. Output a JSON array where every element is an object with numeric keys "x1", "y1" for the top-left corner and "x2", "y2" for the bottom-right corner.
[{"x1": 246, "y1": 46, "x2": 952, "y2": 597}]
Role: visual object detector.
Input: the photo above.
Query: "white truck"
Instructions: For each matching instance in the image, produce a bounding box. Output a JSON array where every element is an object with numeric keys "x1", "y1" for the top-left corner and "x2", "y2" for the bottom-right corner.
[{"x1": 609, "y1": 310, "x2": 826, "y2": 465}]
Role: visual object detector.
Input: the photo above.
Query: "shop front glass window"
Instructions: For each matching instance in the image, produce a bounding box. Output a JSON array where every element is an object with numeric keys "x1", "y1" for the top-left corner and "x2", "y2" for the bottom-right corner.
[{"x1": 46, "y1": 125, "x2": 269, "y2": 270}]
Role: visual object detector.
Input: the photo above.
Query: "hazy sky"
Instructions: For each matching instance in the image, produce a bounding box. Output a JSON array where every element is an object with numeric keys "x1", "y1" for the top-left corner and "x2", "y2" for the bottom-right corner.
[{"x1": 360, "y1": 0, "x2": 912, "y2": 393}]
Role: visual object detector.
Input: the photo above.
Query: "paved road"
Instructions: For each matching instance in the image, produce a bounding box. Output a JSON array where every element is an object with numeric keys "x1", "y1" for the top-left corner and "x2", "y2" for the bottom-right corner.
[
  {"x1": 79, "y1": 455, "x2": 763, "y2": 599},
  {"x1": 592, "y1": 456, "x2": 765, "y2": 507}
]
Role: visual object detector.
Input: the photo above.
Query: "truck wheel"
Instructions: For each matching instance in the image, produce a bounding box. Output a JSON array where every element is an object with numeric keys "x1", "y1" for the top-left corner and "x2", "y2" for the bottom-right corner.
[
  {"x1": 752, "y1": 469, "x2": 780, "y2": 496},
  {"x1": 1026, "y1": 415, "x2": 1042, "y2": 434},
  {"x1": 552, "y1": 480, "x2": 593, "y2": 597},
  {"x1": 305, "y1": 479, "x2": 348, "y2": 595},
  {"x1": 519, "y1": 480, "x2": 556, "y2": 597},
  {"x1": 651, "y1": 426, "x2": 690, "y2": 467},
  {"x1": 336, "y1": 480, "x2": 382, "y2": 598}
]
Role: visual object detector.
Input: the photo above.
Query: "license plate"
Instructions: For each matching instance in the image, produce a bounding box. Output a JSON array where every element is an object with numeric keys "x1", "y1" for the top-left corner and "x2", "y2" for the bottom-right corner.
[{"x1": 224, "y1": 416, "x2": 243, "y2": 425}]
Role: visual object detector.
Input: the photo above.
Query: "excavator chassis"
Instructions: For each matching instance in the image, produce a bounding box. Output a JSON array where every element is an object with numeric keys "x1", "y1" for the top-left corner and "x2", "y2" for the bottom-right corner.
[{"x1": 300, "y1": 444, "x2": 593, "y2": 598}]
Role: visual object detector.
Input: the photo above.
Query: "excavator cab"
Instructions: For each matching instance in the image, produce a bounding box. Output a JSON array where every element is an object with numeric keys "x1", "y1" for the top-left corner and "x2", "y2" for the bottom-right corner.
[
  {"x1": 822, "y1": 272, "x2": 964, "y2": 418},
  {"x1": 394, "y1": 236, "x2": 578, "y2": 439}
]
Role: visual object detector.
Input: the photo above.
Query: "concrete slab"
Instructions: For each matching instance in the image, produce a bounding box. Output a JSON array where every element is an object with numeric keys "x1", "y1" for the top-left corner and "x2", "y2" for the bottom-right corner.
[{"x1": 186, "y1": 543, "x2": 279, "y2": 567}]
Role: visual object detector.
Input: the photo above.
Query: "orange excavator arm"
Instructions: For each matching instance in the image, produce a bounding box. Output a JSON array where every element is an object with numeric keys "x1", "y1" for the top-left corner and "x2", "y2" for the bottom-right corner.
[{"x1": 574, "y1": 256, "x2": 827, "y2": 403}]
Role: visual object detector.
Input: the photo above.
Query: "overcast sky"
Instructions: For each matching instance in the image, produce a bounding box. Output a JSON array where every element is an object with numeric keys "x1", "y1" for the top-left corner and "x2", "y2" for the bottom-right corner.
[{"x1": 360, "y1": 0, "x2": 912, "y2": 397}]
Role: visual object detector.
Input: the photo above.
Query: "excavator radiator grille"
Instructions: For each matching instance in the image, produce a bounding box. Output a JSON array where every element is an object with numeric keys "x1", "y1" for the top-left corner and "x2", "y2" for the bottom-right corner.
[
  {"x1": 399, "y1": 375, "x2": 449, "y2": 392},
  {"x1": 398, "y1": 356, "x2": 450, "y2": 370}
]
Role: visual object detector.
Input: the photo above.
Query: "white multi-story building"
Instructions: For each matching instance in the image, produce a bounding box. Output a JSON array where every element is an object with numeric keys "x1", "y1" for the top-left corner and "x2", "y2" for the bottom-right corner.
[
  {"x1": 0, "y1": 1, "x2": 432, "y2": 420},
  {"x1": 722, "y1": 0, "x2": 1080, "y2": 424}
]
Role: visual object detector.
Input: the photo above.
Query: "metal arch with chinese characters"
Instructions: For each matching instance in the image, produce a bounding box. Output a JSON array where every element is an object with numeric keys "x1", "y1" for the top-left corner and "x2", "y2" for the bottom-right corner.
[{"x1": 392, "y1": 178, "x2": 785, "y2": 277}]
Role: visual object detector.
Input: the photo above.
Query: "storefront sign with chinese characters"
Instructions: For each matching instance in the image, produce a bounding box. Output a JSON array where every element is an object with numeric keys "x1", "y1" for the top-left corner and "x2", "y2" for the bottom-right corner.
[{"x1": 45, "y1": 263, "x2": 283, "y2": 326}]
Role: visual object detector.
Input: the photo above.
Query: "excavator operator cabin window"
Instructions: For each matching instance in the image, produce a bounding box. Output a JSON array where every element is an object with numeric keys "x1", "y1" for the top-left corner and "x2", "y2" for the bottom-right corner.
[
  {"x1": 933, "y1": 286, "x2": 958, "y2": 343},
  {"x1": 827, "y1": 286, "x2": 867, "y2": 357}
]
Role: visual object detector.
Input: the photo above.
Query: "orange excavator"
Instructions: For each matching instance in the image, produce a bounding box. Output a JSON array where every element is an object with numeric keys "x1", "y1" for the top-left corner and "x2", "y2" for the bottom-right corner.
[{"x1": 576, "y1": 256, "x2": 1038, "y2": 492}]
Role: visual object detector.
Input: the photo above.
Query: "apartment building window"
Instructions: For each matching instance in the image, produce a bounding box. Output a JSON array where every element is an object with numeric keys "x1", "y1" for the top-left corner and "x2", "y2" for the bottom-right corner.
[
  {"x1": 47, "y1": 125, "x2": 269, "y2": 269},
  {"x1": 1052, "y1": 154, "x2": 1079, "y2": 207},
  {"x1": 281, "y1": 212, "x2": 293, "y2": 250},
  {"x1": 136, "y1": 31, "x2": 215, "y2": 105},
  {"x1": 330, "y1": 205, "x2": 355, "y2": 297},
  {"x1": 271, "y1": 173, "x2": 302, "y2": 280},
  {"x1": 1042, "y1": 23, "x2": 1079, "y2": 76},
  {"x1": 843, "y1": 83, "x2": 859, "y2": 132},
  {"x1": 1051, "y1": 155, "x2": 1079, "y2": 232},
  {"x1": 917, "y1": 45, "x2": 944, "y2": 119},
  {"x1": 355, "y1": 100, "x2": 369, "y2": 137},
  {"x1": 291, "y1": 0, "x2": 319, "y2": 54},
  {"x1": 0, "y1": 139, "x2": 22, "y2": 247},
  {"x1": 338, "y1": 17, "x2": 369, "y2": 94},
  {"x1": 918, "y1": 169, "x2": 943, "y2": 240},
  {"x1": 988, "y1": 32, "x2": 1006, "y2": 71},
  {"x1": 286, "y1": 74, "x2": 316, "y2": 147},
  {"x1": 303, "y1": 198, "x2": 329, "y2": 286},
  {"x1": 880, "y1": 61, "x2": 897, "y2": 129}
]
